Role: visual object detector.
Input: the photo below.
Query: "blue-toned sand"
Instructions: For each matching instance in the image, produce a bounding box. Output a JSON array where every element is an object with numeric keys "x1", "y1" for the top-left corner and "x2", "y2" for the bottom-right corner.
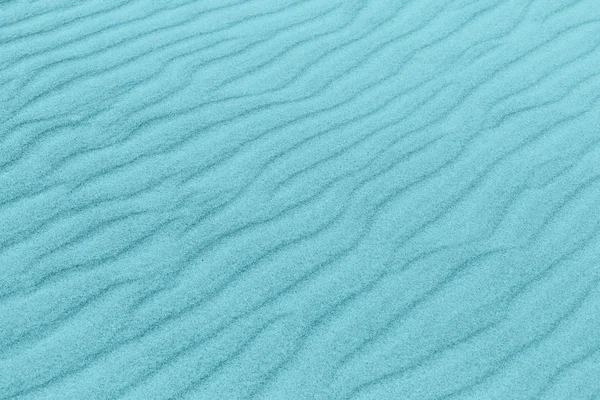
[{"x1": 1, "y1": 0, "x2": 600, "y2": 399}]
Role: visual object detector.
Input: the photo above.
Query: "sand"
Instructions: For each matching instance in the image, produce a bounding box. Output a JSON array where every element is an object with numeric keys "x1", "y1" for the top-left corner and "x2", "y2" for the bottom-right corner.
[{"x1": 1, "y1": 0, "x2": 600, "y2": 398}]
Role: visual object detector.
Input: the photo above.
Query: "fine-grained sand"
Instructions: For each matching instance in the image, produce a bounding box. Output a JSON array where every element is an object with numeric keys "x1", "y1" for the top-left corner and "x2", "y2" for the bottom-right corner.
[{"x1": 1, "y1": 1, "x2": 600, "y2": 399}]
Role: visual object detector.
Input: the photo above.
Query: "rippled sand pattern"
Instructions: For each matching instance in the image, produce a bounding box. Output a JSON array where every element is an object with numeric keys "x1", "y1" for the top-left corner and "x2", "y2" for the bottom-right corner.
[{"x1": 2, "y1": 0, "x2": 600, "y2": 399}]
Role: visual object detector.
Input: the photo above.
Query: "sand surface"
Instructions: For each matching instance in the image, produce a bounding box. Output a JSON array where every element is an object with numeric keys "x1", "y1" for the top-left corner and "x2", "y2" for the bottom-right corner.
[{"x1": 1, "y1": 0, "x2": 600, "y2": 398}]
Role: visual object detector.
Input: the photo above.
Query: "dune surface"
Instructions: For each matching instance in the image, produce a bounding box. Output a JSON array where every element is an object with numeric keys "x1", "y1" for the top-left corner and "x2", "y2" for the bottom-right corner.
[{"x1": 2, "y1": 0, "x2": 600, "y2": 399}]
